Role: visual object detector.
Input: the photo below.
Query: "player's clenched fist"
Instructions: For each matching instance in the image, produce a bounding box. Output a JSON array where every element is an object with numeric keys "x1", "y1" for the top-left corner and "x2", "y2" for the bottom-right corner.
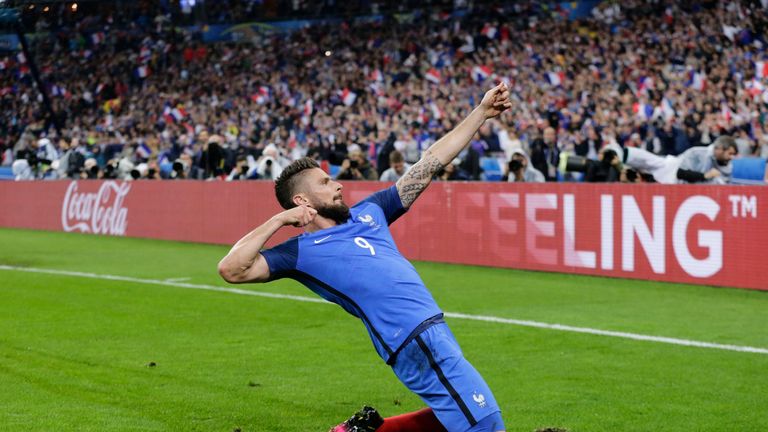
[
  {"x1": 480, "y1": 82, "x2": 512, "y2": 119},
  {"x1": 277, "y1": 205, "x2": 317, "y2": 227}
]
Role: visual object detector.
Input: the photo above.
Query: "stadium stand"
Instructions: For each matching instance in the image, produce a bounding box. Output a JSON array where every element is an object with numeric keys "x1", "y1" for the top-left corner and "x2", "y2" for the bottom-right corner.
[{"x1": 0, "y1": 0, "x2": 767, "y2": 184}]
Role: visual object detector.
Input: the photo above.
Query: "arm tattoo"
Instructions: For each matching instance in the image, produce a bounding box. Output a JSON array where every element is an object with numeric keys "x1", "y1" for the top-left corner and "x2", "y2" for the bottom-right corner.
[{"x1": 396, "y1": 151, "x2": 444, "y2": 208}]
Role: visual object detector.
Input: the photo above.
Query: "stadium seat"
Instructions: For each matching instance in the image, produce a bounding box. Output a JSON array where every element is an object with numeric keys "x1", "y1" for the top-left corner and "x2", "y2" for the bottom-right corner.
[
  {"x1": 328, "y1": 164, "x2": 341, "y2": 178},
  {"x1": 0, "y1": 166, "x2": 14, "y2": 180},
  {"x1": 732, "y1": 157, "x2": 766, "y2": 185},
  {"x1": 480, "y1": 157, "x2": 504, "y2": 181}
]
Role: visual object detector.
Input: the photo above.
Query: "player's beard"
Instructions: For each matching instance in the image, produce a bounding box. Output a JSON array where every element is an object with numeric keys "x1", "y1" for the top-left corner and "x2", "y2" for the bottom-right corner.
[{"x1": 315, "y1": 201, "x2": 351, "y2": 225}]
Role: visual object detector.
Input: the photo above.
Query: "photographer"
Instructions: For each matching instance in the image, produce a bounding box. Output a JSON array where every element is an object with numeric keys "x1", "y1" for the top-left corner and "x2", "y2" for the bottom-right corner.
[
  {"x1": 559, "y1": 147, "x2": 622, "y2": 183},
  {"x1": 13, "y1": 138, "x2": 57, "y2": 179},
  {"x1": 227, "y1": 155, "x2": 253, "y2": 181},
  {"x1": 503, "y1": 149, "x2": 545, "y2": 183},
  {"x1": 169, "y1": 153, "x2": 202, "y2": 180},
  {"x1": 584, "y1": 148, "x2": 622, "y2": 182},
  {"x1": 56, "y1": 137, "x2": 86, "y2": 179},
  {"x1": 621, "y1": 136, "x2": 737, "y2": 184},
  {"x1": 336, "y1": 149, "x2": 377, "y2": 181},
  {"x1": 256, "y1": 143, "x2": 285, "y2": 180}
]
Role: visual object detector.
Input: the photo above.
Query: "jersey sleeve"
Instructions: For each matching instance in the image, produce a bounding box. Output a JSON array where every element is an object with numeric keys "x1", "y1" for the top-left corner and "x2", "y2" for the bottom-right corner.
[
  {"x1": 356, "y1": 185, "x2": 407, "y2": 225},
  {"x1": 260, "y1": 237, "x2": 299, "y2": 280}
]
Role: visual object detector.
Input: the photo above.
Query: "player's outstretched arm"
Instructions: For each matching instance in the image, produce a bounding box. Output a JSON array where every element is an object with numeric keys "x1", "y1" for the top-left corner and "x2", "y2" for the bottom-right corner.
[
  {"x1": 217, "y1": 205, "x2": 317, "y2": 283},
  {"x1": 396, "y1": 82, "x2": 511, "y2": 208}
]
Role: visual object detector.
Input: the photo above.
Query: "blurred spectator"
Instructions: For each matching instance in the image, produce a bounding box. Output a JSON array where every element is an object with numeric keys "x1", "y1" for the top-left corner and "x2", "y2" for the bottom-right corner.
[
  {"x1": 337, "y1": 148, "x2": 377, "y2": 180},
  {"x1": 575, "y1": 127, "x2": 603, "y2": 160},
  {"x1": 504, "y1": 149, "x2": 545, "y2": 183},
  {"x1": 379, "y1": 150, "x2": 410, "y2": 182},
  {"x1": 3, "y1": 0, "x2": 767, "y2": 185},
  {"x1": 435, "y1": 159, "x2": 462, "y2": 181},
  {"x1": 531, "y1": 127, "x2": 560, "y2": 181}
]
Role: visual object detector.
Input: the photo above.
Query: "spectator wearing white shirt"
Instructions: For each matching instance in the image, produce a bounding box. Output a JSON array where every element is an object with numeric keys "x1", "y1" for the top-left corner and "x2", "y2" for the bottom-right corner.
[{"x1": 379, "y1": 151, "x2": 411, "y2": 182}]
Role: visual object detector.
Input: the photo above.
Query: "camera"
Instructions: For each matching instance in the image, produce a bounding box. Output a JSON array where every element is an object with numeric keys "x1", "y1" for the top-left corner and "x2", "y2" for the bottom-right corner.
[
  {"x1": 508, "y1": 159, "x2": 523, "y2": 172},
  {"x1": 170, "y1": 160, "x2": 186, "y2": 179},
  {"x1": 600, "y1": 149, "x2": 618, "y2": 167},
  {"x1": 349, "y1": 159, "x2": 359, "y2": 169}
]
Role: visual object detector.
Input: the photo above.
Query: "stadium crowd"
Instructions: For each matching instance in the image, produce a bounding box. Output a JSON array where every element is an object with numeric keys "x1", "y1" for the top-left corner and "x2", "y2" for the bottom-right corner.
[{"x1": 2, "y1": 0, "x2": 768, "y2": 183}]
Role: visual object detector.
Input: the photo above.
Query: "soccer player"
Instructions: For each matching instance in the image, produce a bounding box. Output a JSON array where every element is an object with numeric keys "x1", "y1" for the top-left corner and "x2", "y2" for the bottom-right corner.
[
  {"x1": 218, "y1": 83, "x2": 512, "y2": 432},
  {"x1": 618, "y1": 136, "x2": 738, "y2": 184}
]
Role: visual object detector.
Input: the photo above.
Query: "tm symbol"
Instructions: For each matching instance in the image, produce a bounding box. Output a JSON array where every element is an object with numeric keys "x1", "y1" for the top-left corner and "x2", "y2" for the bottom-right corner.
[{"x1": 728, "y1": 195, "x2": 757, "y2": 218}]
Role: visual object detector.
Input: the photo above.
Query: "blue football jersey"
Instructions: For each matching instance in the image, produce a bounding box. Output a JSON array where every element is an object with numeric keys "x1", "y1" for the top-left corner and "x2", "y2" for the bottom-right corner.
[{"x1": 261, "y1": 185, "x2": 443, "y2": 363}]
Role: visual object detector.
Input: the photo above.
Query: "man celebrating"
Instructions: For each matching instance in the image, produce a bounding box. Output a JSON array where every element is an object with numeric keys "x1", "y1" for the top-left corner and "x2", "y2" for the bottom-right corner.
[
  {"x1": 218, "y1": 83, "x2": 512, "y2": 432},
  {"x1": 620, "y1": 136, "x2": 738, "y2": 184}
]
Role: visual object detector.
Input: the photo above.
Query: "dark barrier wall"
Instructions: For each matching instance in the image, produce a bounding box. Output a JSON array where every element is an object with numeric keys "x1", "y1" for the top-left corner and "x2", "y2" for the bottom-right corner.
[{"x1": 1, "y1": 180, "x2": 765, "y2": 290}]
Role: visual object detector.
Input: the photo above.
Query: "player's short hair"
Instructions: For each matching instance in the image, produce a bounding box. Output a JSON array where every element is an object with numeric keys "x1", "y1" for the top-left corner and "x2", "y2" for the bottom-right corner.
[
  {"x1": 274, "y1": 157, "x2": 319, "y2": 210},
  {"x1": 389, "y1": 150, "x2": 404, "y2": 164},
  {"x1": 713, "y1": 135, "x2": 738, "y2": 153}
]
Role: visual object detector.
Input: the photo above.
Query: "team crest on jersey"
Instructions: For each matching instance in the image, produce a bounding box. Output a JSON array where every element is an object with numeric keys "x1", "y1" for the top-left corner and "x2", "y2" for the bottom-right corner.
[
  {"x1": 357, "y1": 214, "x2": 380, "y2": 229},
  {"x1": 472, "y1": 392, "x2": 487, "y2": 408}
]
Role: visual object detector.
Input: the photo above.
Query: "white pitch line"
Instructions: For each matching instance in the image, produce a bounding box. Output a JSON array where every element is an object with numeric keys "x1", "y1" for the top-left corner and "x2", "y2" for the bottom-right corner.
[
  {"x1": 2, "y1": 264, "x2": 767, "y2": 356},
  {"x1": 164, "y1": 277, "x2": 191, "y2": 283}
]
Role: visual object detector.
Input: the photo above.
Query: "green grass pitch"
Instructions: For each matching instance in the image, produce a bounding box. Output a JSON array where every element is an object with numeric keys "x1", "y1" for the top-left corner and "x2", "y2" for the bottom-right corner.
[{"x1": 0, "y1": 227, "x2": 767, "y2": 431}]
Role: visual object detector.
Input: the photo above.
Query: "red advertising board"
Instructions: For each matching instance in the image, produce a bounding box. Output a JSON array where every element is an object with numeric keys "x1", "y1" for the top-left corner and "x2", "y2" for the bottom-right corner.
[{"x1": 0, "y1": 180, "x2": 765, "y2": 290}]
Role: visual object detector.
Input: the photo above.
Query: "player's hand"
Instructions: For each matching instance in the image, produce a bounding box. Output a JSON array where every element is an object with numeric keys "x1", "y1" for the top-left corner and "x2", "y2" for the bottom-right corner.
[
  {"x1": 277, "y1": 205, "x2": 317, "y2": 227},
  {"x1": 479, "y1": 82, "x2": 512, "y2": 119},
  {"x1": 704, "y1": 168, "x2": 721, "y2": 179}
]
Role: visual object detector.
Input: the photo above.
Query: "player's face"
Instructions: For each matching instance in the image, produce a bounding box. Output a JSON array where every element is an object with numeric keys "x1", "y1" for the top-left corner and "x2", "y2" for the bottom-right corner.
[
  {"x1": 298, "y1": 168, "x2": 349, "y2": 224},
  {"x1": 714, "y1": 146, "x2": 736, "y2": 165},
  {"x1": 300, "y1": 168, "x2": 345, "y2": 207}
]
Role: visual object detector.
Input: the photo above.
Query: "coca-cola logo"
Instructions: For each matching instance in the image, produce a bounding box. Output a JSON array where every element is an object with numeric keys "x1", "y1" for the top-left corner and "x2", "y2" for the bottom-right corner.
[{"x1": 61, "y1": 181, "x2": 131, "y2": 235}]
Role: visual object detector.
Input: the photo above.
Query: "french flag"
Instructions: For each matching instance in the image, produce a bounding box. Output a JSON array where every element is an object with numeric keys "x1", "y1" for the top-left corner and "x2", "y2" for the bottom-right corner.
[
  {"x1": 136, "y1": 143, "x2": 152, "y2": 158},
  {"x1": 139, "y1": 46, "x2": 151, "y2": 63},
  {"x1": 429, "y1": 101, "x2": 444, "y2": 120},
  {"x1": 301, "y1": 99, "x2": 313, "y2": 125},
  {"x1": 756, "y1": 61, "x2": 768, "y2": 79},
  {"x1": 251, "y1": 86, "x2": 270, "y2": 104},
  {"x1": 425, "y1": 68, "x2": 441, "y2": 84},
  {"x1": 162, "y1": 106, "x2": 174, "y2": 123},
  {"x1": 686, "y1": 71, "x2": 706, "y2": 91},
  {"x1": 416, "y1": 107, "x2": 428, "y2": 124},
  {"x1": 91, "y1": 32, "x2": 105, "y2": 45},
  {"x1": 471, "y1": 65, "x2": 492, "y2": 82},
  {"x1": 171, "y1": 106, "x2": 187, "y2": 122},
  {"x1": 637, "y1": 76, "x2": 653, "y2": 94},
  {"x1": 480, "y1": 24, "x2": 497, "y2": 39},
  {"x1": 135, "y1": 65, "x2": 150, "y2": 78},
  {"x1": 369, "y1": 69, "x2": 383, "y2": 83},
  {"x1": 660, "y1": 98, "x2": 675, "y2": 120},
  {"x1": 341, "y1": 88, "x2": 357, "y2": 106},
  {"x1": 721, "y1": 102, "x2": 733, "y2": 123},
  {"x1": 632, "y1": 102, "x2": 654, "y2": 120},
  {"x1": 545, "y1": 71, "x2": 565, "y2": 87},
  {"x1": 95, "y1": 83, "x2": 105, "y2": 94},
  {"x1": 746, "y1": 78, "x2": 765, "y2": 97}
]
